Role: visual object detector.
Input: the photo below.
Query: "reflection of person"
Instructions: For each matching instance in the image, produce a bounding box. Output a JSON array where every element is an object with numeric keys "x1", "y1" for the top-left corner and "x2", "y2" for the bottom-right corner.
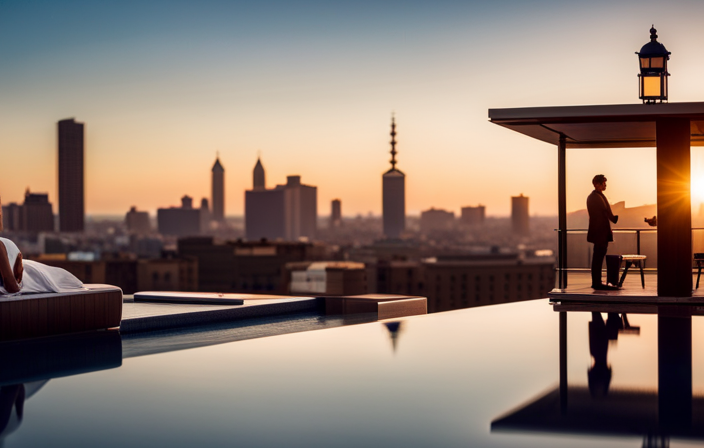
[
  {"x1": 587, "y1": 174, "x2": 619, "y2": 290},
  {"x1": 588, "y1": 312, "x2": 612, "y2": 397},
  {"x1": 0, "y1": 381, "x2": 47, "y2": 445},
  {"x1": 0, "y1": 385, "x2": 24, "y2": 443},
  {"x1": 0, "y1": 237, "x2": 84, "y2": 295}
]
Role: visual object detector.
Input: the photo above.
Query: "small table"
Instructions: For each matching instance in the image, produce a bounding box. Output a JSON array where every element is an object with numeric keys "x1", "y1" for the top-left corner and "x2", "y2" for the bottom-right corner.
[{"x1": 618, "y1": 255, "x2": 647, "y2": 288}]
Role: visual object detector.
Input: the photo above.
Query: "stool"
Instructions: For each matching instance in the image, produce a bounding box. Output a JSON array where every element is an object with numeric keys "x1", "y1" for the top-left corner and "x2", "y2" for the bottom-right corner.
[
  {"x1": 618, "y1": 254, "x2": 647, "y2": 288},
  {"x1": 695, "y1": 253, "x2": 704, "y2": 289}
]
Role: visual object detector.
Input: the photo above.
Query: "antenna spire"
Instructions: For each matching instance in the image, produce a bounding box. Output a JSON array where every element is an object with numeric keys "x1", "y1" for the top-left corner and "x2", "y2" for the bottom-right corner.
[{"x1": 390, "y1": 114, "x2": 397, "y2": 170}]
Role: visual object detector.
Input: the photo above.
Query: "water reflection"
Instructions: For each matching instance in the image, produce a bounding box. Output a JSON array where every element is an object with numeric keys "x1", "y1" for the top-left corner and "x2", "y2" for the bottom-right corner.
[
  {"x1": 0, "y1": 330, "x2": 121, "y2": 446},
  {"x1": 0, "y1": 381, "x2": 46, "y2": 446},
  {"x1": 493, "y1": 304, "x2": 701, "y2": 446},
  {"x1": 588, "y1": 312, "x2": 640, "y2": 396},
  {"x1": 384, "y1": 321, "x2": 403, "y2": 353}
]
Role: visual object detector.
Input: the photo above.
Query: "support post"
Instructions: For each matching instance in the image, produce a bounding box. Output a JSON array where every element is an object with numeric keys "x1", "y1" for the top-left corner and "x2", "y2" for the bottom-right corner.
[
  {"x1": 558, "y1": 135, "x2": 568, "y2": 289},
  {"x1": 656, "y1": 118, "x2": 692, "y2": 297},
  {"x1": 559, "y1": 311, "x2": 567, "y2": 414}
]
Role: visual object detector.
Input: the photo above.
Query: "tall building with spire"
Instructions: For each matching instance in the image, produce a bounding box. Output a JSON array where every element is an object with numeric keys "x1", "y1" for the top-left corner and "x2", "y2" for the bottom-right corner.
[
  {"x1": 382, "y1": 116, "x2": 406, "y2": 239},
  {"x1": 211, "y1": 156, "x2": 224, "y2": 222},
  {"x1": 58, "y1": 118, "x2": 85, "y2": 232},
  {"x1": 253, "y1": 157, "x2": 265, "y2": 190}
]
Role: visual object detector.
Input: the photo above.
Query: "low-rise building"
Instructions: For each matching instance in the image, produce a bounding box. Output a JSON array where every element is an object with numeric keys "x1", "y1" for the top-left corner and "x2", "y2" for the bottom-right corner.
[
  {"x1": 126, "y1": 206, "x2": 151, "y2": 234},
  {"x1": 287, "y1": 261, "x2": 366, "y2": 295},
  {"x1": 420, "y1": 208, "x2": 455, "y2": 234}
]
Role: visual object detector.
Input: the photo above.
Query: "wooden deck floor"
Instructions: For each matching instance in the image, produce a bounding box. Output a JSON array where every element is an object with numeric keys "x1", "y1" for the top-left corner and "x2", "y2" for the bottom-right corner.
[{"x1": 548, "y1": 271, "x2": 704, "y2": 303}]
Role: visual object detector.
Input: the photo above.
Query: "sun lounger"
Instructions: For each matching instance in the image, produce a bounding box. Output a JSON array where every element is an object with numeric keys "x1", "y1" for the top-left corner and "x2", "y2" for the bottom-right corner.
[{"x1": 0, "y1": 284, "x2": 122, "y2": 341}]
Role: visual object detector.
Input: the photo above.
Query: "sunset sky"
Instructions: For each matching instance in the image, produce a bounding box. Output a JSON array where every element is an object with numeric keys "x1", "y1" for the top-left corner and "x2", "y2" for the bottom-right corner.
[{"x1": 3, "y1": 0, "x2": 704, "y2": 217}]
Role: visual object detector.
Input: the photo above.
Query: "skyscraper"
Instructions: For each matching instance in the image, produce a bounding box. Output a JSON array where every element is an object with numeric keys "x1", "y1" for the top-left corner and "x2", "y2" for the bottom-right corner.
[
  {"x1": 58, "y1": 118, "x2": 84, "y2": 232},
  {"x1": 282, "y1": 175, "x2": 317, "y2": 241},
  {"x1": 211, "y1": 156, "x2": 224, "y2": 222},
  {"x1": 382, "y1": 116, "x2": 406, "y2": 239},
  {"x1": 330, "y1": 199, "x2": 342, "y2": 228},
  {"x1": 253, "y1": 157, "x2": 265, "y2": 190},
  {"x1": 511, "y1": 194, "x2": 530, "y2": 235}
]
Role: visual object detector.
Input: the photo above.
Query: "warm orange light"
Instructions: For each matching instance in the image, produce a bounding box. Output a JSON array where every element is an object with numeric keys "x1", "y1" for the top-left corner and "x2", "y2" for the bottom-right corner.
[
  {"x1": 692, "y1": 178, "x2": 704, "y2": 204},
  {"x1": 643, "y1": 76, "x2": 661, "y2": 97}
]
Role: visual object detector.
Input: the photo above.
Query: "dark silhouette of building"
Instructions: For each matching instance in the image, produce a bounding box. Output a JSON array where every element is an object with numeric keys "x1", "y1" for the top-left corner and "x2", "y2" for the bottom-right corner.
[
  {"x1": 1, "y1": 202, "x2": 22, "y2": 231},
  {"x1": 1, "y1": 190, "x2": 54, "y2": 233},
  {"x1": 420, "y1": 208, "x2": 455, "y2": 234},
  {"x1": 330, "y1": 199, "x2": 342, "y2": 228},
  {"x1": 125, "y1": 206, "x2": 150, "y2": 234},
  {"x1": 245, "y1": 188, "x2": 286, "y2": 240},
  {"x1": 34, "y1": 256, "x2": 197, "y2": 294},
  {"x1": 383, "y1": 116, "x2": 405, "y2": 239},
  {"x1": 157, "y1": 196, "x2": 201, "y2": 236},
  {"x1": 22, "y1": 190, "x2": 54, "y2": 233},
  {"x1": 253, "y1": 156, "x2": 265, "y2": 190},
  {"x1": 58, "y1": 118, "x2": 84, "y2": 232},
  {"x1": 461, "y1": 205, "x2": 486, "y2": 226},
  {"x1": 200, "y1": 198, "x2": 211, "y2": 233},
  {"x1": 211, "y1": 157, "x2": 224, "y2": 222},
  {"x1": 372, "y1": 252, "x2": 554, "y2": 313},
  {"x1": 282, "y1": 175, "x2": 317, "y2": 241},
  {"x1": 245, "y1": 164, "x2": 317, "y2": 241},
  {"x1": 511, "y1": 194, "x2": 530, "y2": 235},
  {"x1": 178, "y1": 237, "x2": 325, "y2": 293}
]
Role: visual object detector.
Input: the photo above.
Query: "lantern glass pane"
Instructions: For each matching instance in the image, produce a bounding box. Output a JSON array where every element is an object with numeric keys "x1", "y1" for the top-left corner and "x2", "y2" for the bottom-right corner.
[
  {"x1": 640, "y1": 58, "x2": 650, "y2": 69},
  {"x1": 643, "y1": 76, "x2": 662, "y2": 97},
  {"x1": 651, "y1": 57, "x2": 664, "y2": 68}
]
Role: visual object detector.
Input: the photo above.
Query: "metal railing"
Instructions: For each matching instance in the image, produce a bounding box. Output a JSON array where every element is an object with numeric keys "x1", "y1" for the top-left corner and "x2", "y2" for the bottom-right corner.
[{"x1": 555, "y1": 227, "x2": 704, "y2": 288}]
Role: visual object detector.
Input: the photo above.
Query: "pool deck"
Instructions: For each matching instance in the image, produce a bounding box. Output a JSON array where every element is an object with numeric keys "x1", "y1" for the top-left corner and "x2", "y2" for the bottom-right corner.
[
  {"x1": 119, "y1": 293, "x2": 427, "y2": 334},
  {"x1": 119, "y1": 295, "x2": 321, "y2": 333},
  {"x1": 549, "y1": 271, "x2": 704, "y2": 304}
]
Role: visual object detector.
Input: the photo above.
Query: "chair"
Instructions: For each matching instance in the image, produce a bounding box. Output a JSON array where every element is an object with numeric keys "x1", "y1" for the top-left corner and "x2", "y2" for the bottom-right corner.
[{"x1": 695, "y1": 253, "x2": 704, "y2": 289}]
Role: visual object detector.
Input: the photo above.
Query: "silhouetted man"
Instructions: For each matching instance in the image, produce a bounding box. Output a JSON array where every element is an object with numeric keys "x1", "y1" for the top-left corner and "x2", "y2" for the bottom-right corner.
[{"x1": 587, "y1": 174, "x2": 619, "y2": 290}]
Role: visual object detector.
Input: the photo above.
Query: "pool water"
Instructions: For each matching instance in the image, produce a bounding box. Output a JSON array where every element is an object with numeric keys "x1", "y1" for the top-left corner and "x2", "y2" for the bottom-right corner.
[{"x1": 2, "y1": 300, "x2": 704, "y2": 447}]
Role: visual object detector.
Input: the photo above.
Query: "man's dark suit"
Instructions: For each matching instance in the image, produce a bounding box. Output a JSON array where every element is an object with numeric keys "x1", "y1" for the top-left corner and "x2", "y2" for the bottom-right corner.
[{"x1": 587, "y1": 190, "x2": 618, "y2": 287}]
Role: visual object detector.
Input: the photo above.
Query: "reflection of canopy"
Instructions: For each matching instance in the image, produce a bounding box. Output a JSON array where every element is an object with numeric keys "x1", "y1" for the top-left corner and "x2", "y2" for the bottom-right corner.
[{"x1": 492, "y1": 386, "x2": 704, "y2": 440}]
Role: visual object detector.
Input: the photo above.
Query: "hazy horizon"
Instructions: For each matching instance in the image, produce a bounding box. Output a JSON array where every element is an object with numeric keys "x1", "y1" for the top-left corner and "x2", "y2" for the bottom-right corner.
[{"x1": 4, "y1": 0, "x2": 704, "y2": 217}]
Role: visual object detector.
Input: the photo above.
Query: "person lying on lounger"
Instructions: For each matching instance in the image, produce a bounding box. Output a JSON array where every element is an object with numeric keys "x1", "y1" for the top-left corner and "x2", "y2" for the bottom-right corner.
[{"x1": 0, "y1": 236, "x2": 84, "y2": 295}]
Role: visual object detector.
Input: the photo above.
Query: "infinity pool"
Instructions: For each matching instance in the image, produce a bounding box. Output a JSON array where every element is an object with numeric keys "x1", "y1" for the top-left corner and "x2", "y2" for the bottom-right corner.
[{"x1": 2, "y1": 300, "x2": 703, "y2": 447}]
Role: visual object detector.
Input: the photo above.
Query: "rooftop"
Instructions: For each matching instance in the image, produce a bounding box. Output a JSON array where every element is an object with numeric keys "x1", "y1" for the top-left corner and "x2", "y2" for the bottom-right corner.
[{"x1": 489, "y1": 101, "x2": 704, "y2": 148}]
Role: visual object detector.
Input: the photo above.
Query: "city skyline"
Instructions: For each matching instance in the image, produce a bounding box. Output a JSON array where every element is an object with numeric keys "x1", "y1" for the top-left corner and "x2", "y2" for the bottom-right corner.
[{"x1": 4, "y1": 1, "x2": 704, "y2": 216}]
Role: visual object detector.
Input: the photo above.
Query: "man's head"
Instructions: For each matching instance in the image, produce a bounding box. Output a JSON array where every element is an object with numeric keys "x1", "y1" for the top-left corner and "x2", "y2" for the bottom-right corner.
[{"x1": 592, "y1": 174, "x2": 607, "y2": 192}]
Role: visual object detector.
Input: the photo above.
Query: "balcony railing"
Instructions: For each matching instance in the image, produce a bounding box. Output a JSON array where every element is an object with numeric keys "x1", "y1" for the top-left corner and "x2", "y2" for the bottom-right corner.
[{"x1": 555, "y1": 228, "x2": 704, "y2": 288}]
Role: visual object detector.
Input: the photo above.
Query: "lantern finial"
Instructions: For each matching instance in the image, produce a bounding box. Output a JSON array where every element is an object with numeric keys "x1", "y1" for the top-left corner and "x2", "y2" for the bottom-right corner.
[{"x1": 650, "y1": 25, "x2": 658, "y2": 42}]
